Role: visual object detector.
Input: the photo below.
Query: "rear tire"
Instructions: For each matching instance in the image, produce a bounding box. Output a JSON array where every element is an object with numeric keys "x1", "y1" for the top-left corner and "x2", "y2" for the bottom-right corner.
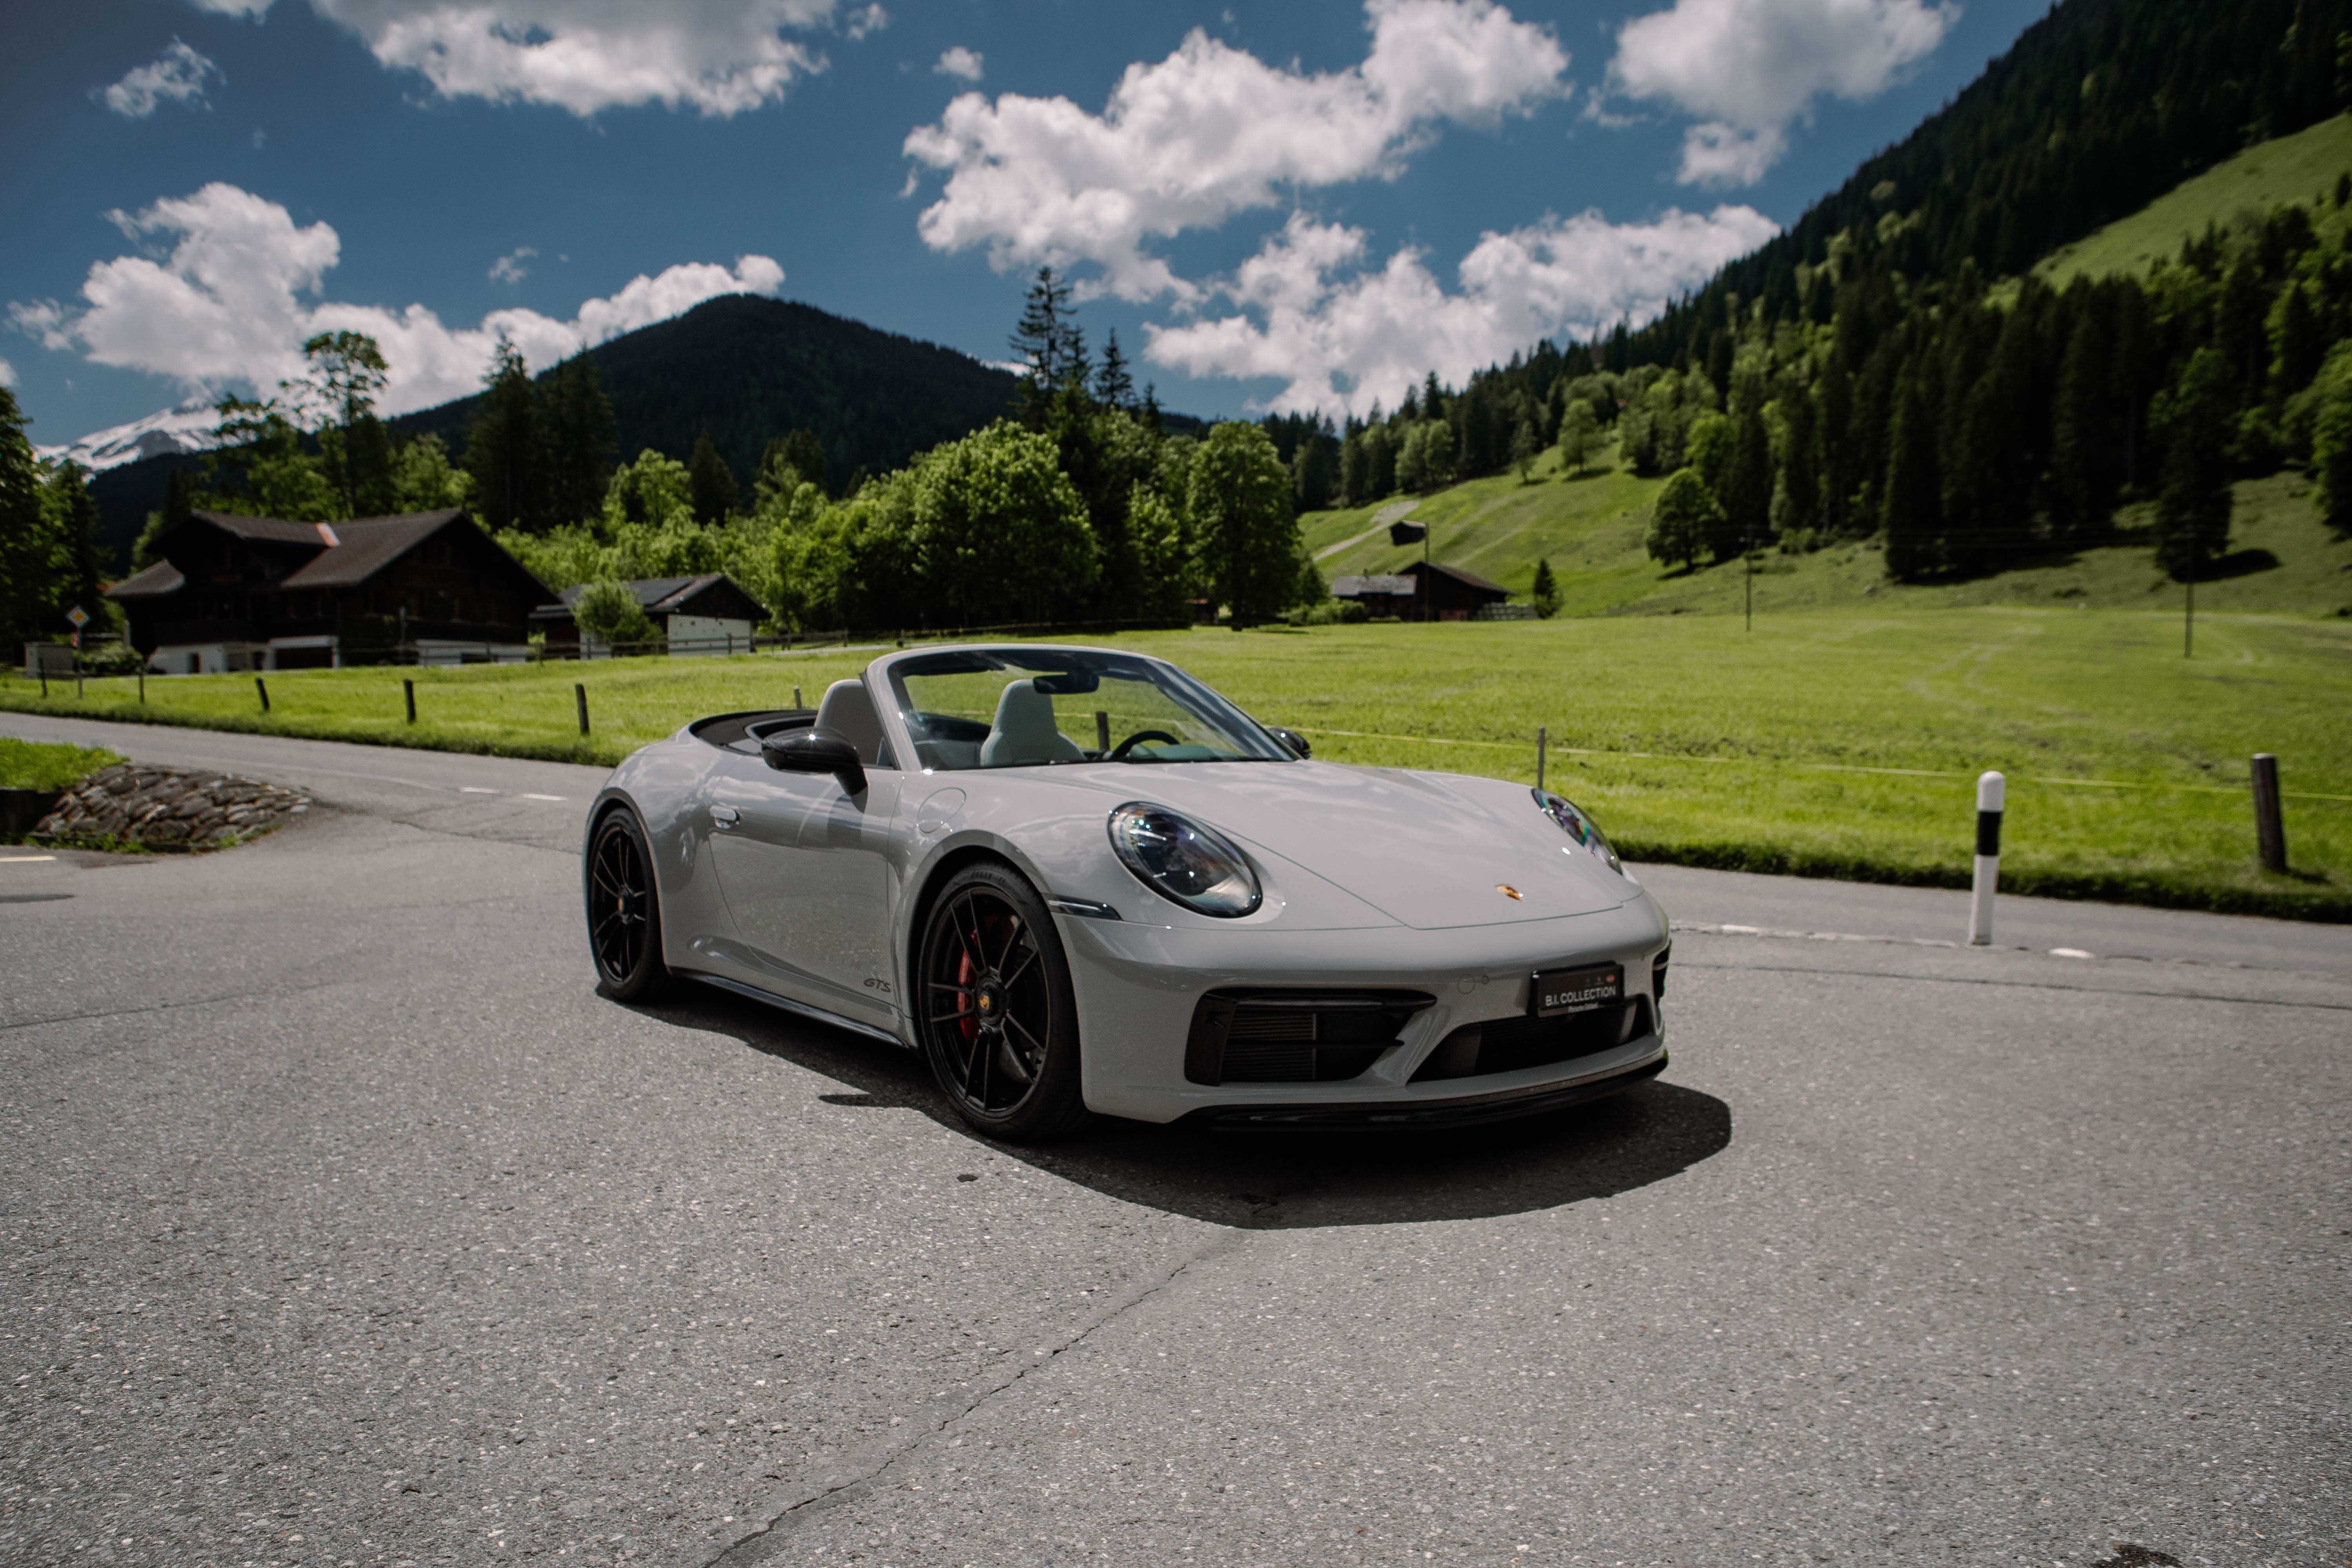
[
  {"x1": 916, "y1": 862, "x2": 1085, "y2": 1142},
  {"x1": 587, "y1": 808, "x2": 670, "y2": 1001}
]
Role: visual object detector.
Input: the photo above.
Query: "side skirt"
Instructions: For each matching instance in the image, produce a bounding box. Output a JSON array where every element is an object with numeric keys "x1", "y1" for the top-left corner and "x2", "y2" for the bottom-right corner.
[{"x1": 687, "y1": 973, "x2": 914, "y2": 1049}]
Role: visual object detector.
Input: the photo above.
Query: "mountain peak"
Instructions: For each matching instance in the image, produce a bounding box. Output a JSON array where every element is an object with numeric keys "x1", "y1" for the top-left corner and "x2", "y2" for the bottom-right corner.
[{"x1": 38, "y1": 394, "x2": 218, "y2": 474}]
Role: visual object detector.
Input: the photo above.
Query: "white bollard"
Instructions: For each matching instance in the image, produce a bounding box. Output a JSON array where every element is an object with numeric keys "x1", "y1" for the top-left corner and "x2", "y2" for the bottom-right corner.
[{"x1": 1968, "y1": 770, "x2": 2005, "y2": 946}]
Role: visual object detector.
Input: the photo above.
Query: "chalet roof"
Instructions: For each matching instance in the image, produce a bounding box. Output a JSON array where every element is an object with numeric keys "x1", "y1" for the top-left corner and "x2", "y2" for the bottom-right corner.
[
  {"x1": 1397, "y1": 560, "x2": 1510, "y2": 596},
  {"x1": 542, "y1": 574, "x2": 762, "y2": 621},
  {"x1": 185, "y1": 510, "x2": 344, "y2": 546},
  {"x1": 1329, "y1": 574, "x2": 1417, "y2": 597},
  {"x1": 553, "y1": 574, "x2": 711, "y2": 612},
  {"x1": 280, "y1": 512, "x2": 464, "y2": 588},
  {"x1": 107, "y1": 508, "x2": 548, "y2": 606},
  {"x1": 105, "y1": 560, "x2": 187, "y2": 601}
]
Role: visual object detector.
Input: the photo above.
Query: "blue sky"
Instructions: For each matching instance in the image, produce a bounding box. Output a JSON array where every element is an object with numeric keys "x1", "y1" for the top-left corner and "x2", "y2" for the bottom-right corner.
[{"x1": 4, "y1": 0, "x2": 2047, "y2": 448}]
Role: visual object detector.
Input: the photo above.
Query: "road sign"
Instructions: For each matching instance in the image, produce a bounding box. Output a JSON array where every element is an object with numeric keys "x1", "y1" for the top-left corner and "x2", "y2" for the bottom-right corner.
[{"x1": 65, "y1": 606, "x2": 89, "y2": 628}]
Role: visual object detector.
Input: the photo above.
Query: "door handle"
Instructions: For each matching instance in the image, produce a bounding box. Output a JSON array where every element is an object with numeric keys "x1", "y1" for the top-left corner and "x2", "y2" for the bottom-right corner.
[{"x1": 710, "y1": 804, "x2": 740, "y2": 828}]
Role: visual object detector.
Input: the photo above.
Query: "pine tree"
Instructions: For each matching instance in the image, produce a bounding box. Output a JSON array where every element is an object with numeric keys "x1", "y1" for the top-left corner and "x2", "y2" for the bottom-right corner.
[
  {"x1": 537, "y1": 352, "x2": 616, "y2": 527},
  {"x1": 2154, "y1": 347, "x2": 2234, "y2": 580},
  {"x1": 1510, "y1": 417, "x2": 1539, "y2": 482},
  {"x1": 2270, "y1": 281, "x2": 2323, "y2": 396},
  {"x1": 1010, "y1": 267, "x2": 1078, "y2": 407},
  {"x1": 1094, "y1": 329, "x2": 1135, "y2": 411},
  {"x1": 1338, "y1": 425, "x2": 1368, "y2": 506},
  {"x1": 2313, "y1": 350, "x2": 2352, "y2": 536},
  {"x1": 1882, "y1": 377, "x2": 1944, "y2": 581},
  {"x1": 688, "y1": 432, "x2": 739, "y2": 524},
  {"x1": 1530, "y1": 558, "x2": 1561, "y2": 618},
  {"x1": 1714, "y1": 390, "x2": 1770, "y2": 563},
  {"x1": 465, "y1": 336, "x2": 537, "y2": 532},
  {"x1": 2052, "y1": 294, "x2": 2119, "y2": 540}
]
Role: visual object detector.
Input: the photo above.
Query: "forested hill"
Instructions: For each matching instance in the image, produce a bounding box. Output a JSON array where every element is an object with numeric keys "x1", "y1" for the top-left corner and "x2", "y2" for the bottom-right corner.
[
  {"x1": 87, "y1": 295, "x2": 1026, "y2": 568},
  {"x1": 1608, "y1": 0, "x2": 2348, "y2": 362},
  {"x1": 387, "y1": 295, "x2": 1022, "y2": 498}
]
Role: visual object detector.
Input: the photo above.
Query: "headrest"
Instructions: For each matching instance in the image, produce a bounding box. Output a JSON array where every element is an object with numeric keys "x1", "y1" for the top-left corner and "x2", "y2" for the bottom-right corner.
[{"x1": 815, "y1": 679, "x2": 887, "y2": 765}]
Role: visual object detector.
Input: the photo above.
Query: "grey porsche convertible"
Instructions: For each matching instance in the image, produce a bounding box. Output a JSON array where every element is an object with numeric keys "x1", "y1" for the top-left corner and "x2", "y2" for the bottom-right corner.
[{"x1": 584, "y1": 643, "x2": 1671, "y2": 1140}]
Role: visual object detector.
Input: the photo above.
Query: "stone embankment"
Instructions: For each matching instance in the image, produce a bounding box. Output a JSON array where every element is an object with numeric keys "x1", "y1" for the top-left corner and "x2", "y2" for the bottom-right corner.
[{"x1": 36, "y1": 764, "x2": 310, "y2": 849}]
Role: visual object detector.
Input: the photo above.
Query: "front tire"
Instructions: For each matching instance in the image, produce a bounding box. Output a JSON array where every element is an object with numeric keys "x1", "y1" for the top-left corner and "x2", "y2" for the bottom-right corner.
[
  {"x1": 917, "y1": 862, "x2": 1085, "y2": 1142},
  {"x1": 587, "y1": 808, "x2": 670, "y2": 1001}
]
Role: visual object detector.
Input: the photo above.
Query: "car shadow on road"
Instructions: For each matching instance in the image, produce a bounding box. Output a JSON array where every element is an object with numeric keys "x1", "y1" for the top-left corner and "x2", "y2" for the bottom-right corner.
[{"x1": 641, "y1": 987, "x2": 1732, "y2": 1230}]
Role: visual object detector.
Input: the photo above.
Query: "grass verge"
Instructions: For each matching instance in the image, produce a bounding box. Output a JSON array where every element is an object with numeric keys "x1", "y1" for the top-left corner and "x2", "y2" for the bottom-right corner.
[
  {"x1": 0, "y1": 737, "x2": 121, "y2": 791},
  {"x1": 2, "y1": 612, "x2": 2344, "y2": 921}
]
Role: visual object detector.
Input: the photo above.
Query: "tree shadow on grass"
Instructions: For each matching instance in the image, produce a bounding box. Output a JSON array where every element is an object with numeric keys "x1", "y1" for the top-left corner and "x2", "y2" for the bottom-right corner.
[{"x1": 635, "y1": 986, "x2": 1732, "y2": 1230}]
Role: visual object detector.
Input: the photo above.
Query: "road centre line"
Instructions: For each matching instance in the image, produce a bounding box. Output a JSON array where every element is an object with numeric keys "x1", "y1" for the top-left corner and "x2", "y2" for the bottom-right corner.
[
  {"x1": 459, "y1": 786, "x2": 498, "y2": 793},
  {"x1": 1293, "y1": 726, "x2": 2350, "y2": 801},
  {"x1": 0, "y1": 855, "x2": 55, "y2": 863},
  {"x1": 519, "y1": 793, "x2": 566, "y2": 801}
]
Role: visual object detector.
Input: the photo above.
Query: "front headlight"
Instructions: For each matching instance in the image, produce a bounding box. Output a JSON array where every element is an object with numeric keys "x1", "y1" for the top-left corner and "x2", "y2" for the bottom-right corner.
[
  {"x1": 1534, "y1": 788, "x2": 1622, "y2": 875},
  {"x1": 1107, "y1": 802, "x2": 1262, "y2": 917}
]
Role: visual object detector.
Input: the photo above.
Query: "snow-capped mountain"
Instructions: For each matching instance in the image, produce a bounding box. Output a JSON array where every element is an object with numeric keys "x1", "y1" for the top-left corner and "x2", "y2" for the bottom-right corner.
[{"x1": 35, "y1": 396, "x2": 217, "y2": 474}]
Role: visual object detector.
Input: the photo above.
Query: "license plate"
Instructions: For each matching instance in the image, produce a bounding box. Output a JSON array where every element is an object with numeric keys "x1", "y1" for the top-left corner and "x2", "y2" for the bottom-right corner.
[{"x1": 1532, "y1": 962, "x2": 1622, "y2": 1018}]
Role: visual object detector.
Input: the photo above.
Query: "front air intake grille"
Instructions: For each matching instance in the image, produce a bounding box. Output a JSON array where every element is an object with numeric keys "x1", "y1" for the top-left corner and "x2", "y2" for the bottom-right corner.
[
  {"x1": 1412, "y1": 997, "x2": 1654, "y2": 1083},
  {"x1": 1185, "y1": 990, "x2": 1435, "y2": 1085}
]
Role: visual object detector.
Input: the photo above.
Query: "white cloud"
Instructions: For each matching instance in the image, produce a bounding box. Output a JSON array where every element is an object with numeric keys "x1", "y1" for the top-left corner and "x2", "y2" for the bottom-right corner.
[
  {"x1": 1608, "y1": 0, "x2": 1956, "y2": 184},
  {"x1": 1143, "y1": 204, "x2": 1778, "y2": 416},
  {"x1": 11, "y1": 183, "x2": 783, "y2": 417},
  {"x1": 307, "y1": 0, "x2": 847, "y2": 117},
  {"x1": 903, "y1": 0, "x2": 1569, "y2": 301},
  {"x1": 100, "y1": 41, "x2": 222, "y2": 119},
  {"x1": 933, "y1": 46, "x2": 983, "y2": 82},
  {"x1": 488, "y1": 247, "x2": 537, "y2": 284},
  {"x1": 843, "y1": 3, "x2": 887, "y2": 40},
  {"x1": 189, "y1": 0, "x2": 272, "y2": 15},
  {"x1": 0, "y1": 358, "x2": 13, "y2": 388}
]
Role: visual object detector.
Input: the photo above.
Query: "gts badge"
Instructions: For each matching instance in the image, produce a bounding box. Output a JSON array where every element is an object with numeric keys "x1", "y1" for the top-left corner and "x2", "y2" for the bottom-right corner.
[{"x1": 863, "y1": 976, "x2": 894, "y2": 995}]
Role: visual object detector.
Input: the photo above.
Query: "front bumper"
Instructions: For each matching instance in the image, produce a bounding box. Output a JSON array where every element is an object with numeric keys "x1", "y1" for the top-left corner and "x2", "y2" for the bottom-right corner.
[{"x1": 1056, "y1": 895, "x2": 1671, "y2": 1123}]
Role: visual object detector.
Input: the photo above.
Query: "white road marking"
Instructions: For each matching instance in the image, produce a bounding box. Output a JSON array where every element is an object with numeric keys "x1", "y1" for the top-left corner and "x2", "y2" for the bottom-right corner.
[
  {"x1": 459, "y1": 787, "x2": 498, "y2": 794},
  {"x1": 2050, "y1": 947, "x2": 2095, "y2": 959},
  {"x1": 520, "y1": 793, "x2": 566, "y2": 802},
  {"x1": 0, "y1": 855, "x2": 56, "y2": 863}
]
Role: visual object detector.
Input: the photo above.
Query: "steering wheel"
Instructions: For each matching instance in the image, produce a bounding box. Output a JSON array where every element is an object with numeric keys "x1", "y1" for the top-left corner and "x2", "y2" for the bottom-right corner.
[{"x1": 1107, "y1": 729, "x2": 1182, "y2": 760}]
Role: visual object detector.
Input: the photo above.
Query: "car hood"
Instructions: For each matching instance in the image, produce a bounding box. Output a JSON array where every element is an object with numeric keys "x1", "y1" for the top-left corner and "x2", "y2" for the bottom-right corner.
[{"x1": 1052, "y1": 759, "x2": 1634, "y2": 931}]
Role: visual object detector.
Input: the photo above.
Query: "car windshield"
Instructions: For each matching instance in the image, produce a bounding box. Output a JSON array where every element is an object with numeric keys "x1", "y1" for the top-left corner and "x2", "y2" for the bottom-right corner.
[{"x1": 887, "y1": 649, "x2": 1293, "y2": 771}]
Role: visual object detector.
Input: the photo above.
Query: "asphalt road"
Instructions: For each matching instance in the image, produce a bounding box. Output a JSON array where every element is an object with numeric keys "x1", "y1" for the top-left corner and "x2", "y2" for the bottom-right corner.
[{"x1": 1, "y1": 716, "x2": 2345, "y2": 1568}]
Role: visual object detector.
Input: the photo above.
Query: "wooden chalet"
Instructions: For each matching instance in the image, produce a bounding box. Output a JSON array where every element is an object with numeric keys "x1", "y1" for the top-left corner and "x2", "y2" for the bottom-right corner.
[{"x1": 105, "y1": 510, "x2": 552, "y2": 673}]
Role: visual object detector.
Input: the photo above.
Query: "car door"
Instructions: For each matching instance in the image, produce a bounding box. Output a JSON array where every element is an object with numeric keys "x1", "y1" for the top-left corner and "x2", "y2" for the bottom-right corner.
[{"x1": 704, "y1": 753, "x2": 902, "y2": 1023}]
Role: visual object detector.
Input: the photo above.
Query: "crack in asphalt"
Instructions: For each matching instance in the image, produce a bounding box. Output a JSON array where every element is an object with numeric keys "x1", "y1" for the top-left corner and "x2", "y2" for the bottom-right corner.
[
  {"x1": 0, "y1": 977, "x2": 352, "y2": 1034},
  {"x1": 1679, "y1": 958, "x2": 2352, "y2": 1011},
  {"x1": 691, "y1": 1227, "x2": 1252, "y2": 1568}
]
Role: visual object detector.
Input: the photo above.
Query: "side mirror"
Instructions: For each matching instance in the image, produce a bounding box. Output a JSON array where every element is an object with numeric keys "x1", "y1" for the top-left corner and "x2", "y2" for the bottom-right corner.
[
  {"x1": 1268, "y1": 726, "x2": 1311, "y2": 759},
  {"x1": 762, "y1": 726, "x2": 867, "y2": 794}
]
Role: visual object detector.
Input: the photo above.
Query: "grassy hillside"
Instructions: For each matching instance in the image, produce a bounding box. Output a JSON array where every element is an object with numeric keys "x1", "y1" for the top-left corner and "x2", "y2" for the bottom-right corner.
[
  {"x1": 4, "y1": 610, "x2": 2346, "y2": 920},
  {"x1": 1305, "y1": 448, "x2": 2352, "y2": 622},
  {"x1": 2036, "y1": 113, "x2": 2352, "y2": 286}
]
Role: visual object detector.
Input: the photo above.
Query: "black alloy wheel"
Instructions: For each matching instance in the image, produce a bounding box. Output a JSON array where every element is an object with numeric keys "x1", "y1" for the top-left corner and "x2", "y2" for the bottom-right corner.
[
  {"x1": 917, "y1": 862, "x2": 1084, "y2": 1141},
  {"x1": 587, "y1": 809, "x2": 669, "y2": 1001}
]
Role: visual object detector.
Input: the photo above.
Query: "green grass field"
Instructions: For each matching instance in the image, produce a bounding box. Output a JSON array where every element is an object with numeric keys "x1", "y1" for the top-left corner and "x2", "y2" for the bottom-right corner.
[
  {"x1": 0, "y1": 737, "x2": 118, "y2": 792},
  {"x1": 1308, "y1": 449, "x2": 2352, "y2": 622},
  {"x1": 2035, "y1": 114, "x2": 2352, "y2": 287},
  {"x1": 5, "y1": 612, "x2": 2345, "y2": 920}
]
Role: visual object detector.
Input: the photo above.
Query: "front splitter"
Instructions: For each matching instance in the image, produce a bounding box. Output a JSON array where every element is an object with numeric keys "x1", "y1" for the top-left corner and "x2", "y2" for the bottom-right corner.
[{"x1": 1176, "y1": 1052, "x2": 1668, "y2": 1131}]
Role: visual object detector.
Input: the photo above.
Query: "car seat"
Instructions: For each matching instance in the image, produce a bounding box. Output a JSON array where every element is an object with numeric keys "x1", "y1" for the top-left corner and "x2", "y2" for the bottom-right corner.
[{"x1": 979, "y1": 679, "x2": 1085, "y2": 767}]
